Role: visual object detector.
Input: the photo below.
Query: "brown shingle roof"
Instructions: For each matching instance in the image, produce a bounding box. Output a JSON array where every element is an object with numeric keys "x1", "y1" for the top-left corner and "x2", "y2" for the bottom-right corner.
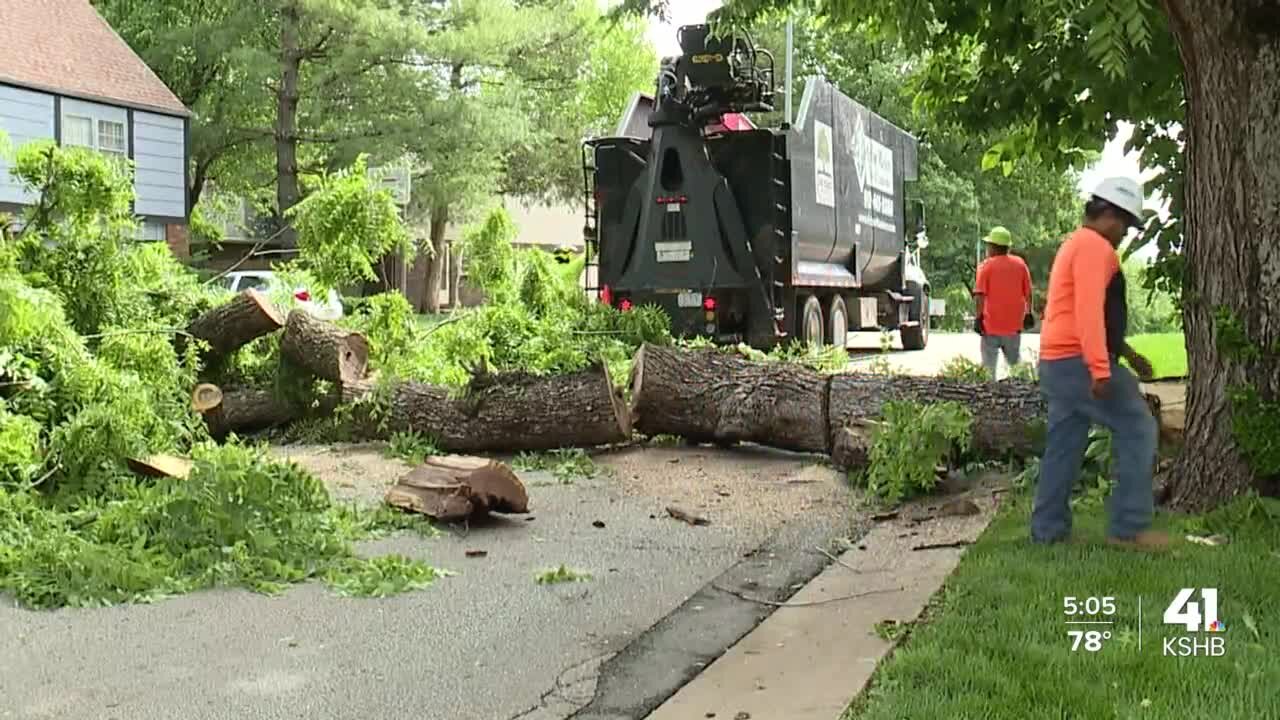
[{"x1": 0, "y1": 0, "x2": 189, "y2": 116}]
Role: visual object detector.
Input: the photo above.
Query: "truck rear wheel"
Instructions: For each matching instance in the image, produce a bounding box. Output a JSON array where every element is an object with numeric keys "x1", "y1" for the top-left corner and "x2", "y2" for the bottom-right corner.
[
  {"x1": 801, "y1": 295, "x2": 824, "y2": 348},
  {"x1": 827, "y1": 295, "x2": 849, "y2": 348},
  {"x1": 900, "y1": 284, "x2": 929, "y2": 351}
]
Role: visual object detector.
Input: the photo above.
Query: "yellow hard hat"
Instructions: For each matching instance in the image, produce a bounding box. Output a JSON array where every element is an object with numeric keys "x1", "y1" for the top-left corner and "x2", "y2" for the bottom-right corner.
[{"x1": 984, "y1": 226, "x2": 1013, "y2": 247}]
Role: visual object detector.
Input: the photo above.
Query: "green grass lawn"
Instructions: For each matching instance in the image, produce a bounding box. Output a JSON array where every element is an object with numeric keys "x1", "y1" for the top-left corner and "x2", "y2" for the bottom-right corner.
[
  {"x1": 845, "y1": 495, "x2": 1279, "y2": 720},
  {"x1": 1127, "y1": 333, "x2": 1188, "y2": 379}
]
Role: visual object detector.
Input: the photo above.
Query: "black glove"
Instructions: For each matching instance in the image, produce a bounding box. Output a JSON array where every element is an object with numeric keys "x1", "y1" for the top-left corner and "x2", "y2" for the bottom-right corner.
[{"x1": 974, "y1": 316, "x2": 985, "y2": 336}]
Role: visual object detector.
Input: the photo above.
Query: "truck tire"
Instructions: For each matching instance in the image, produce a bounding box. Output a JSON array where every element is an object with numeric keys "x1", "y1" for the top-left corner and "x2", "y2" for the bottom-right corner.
[
  {"x1": 801, "y1": 295, "x2": 824, "y2": 348},
  {"x1": 901, "y1": 284, "x2": 929, "y2": 351},
  {"x1": 827, "y1": 295, "x2": 849, "y2": 348}
]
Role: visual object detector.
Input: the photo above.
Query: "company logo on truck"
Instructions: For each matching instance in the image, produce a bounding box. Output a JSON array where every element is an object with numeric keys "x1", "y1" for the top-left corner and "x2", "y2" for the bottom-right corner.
[
  {"x1": 850, "y1": 114, "x2": 896, "y2": 233},
  {"x1": 814, "y1": 120, "x2": 835, "y2": 208}
]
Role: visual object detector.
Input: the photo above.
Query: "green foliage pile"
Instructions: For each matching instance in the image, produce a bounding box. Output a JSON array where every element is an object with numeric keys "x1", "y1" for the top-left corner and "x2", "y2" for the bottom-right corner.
[
  {"x1": 0, "y1": 142, "x2": 441, "y2": 609},
  {"x1": 856, "y1": 401, "x2": 973, "y2": 505},
  {"x1": 342, "y1": 207, "x2": 672, "y2": 390}
]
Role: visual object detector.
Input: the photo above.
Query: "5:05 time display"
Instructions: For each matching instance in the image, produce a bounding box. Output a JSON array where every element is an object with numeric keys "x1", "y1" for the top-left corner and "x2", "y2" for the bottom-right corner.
[{"x1": 1063, "y1": 596, "x2": 1116, "y2": 615}]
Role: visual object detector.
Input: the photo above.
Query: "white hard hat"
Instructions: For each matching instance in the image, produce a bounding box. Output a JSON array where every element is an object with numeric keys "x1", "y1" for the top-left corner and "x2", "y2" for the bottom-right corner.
[{"x1": 1091, "y1": 177, "x2": 1145, "y2": 223}]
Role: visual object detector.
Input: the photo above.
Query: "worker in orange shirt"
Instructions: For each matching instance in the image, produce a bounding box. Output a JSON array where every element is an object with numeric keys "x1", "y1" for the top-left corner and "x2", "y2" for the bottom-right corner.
[
  {"x1": 974, "y1": 226, "x2": 1032, "y2": 381},
  {"x1": 1033, "y1": 177, "x2": 1165, "y2": 550}
]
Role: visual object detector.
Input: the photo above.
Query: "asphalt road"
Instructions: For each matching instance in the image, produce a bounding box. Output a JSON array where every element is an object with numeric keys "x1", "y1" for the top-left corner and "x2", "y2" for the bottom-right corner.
[
  {"x1": 847, "y1": 330, "x2": 1042, "y2": 378},
  {"x1": 0, "y1": 335, "x2": 994, "y2": 720},
  {"x1": 0, "y1": 450, "x2": 852, "y2": 720}
]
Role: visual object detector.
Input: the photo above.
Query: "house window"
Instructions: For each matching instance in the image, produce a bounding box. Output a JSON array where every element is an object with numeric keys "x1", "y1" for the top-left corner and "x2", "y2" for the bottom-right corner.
[
  {"x1": 98, "y1": 120, "x2": 127, "y2": 156},
  {"x1": 61, "y1": 113, "x2": 127, "y2": 157},
  {"x1": 63, "y1": 115, "x2": 95, "y2": 148},
  {"x1": 134, "y1": 221, "x2": 166, "y2": 242}
]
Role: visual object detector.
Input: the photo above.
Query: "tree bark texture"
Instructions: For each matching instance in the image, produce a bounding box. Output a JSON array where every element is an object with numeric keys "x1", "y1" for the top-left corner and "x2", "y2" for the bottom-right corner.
[
  {"x1": 1160, "y1": 0, "x2": 1280, "y2": 509},
  {"x1": 630, "y1": 344, "x2": 830, "y2": 452},
  {"x1": 629, "y1": 344, "x2": 1046, "y2": 464},
  {"x1": 279, "y1": 310, "x2": 369, "y2": 385},
  {"x1": 185, "y1": 289, "x2": 284, "y2": 360},
  {"x1": 275, "y1": 1, "x2": 303, "y2": 248},
  {"x1": 826, "y1": 374, "x2": 1046, "y2": 459},
  {"x1": 347, "y1": 363, "x2": 631, "y2": 452},
  {"x1": 421, "y1": 203, "x2": 449, "y2": 314},
  {"x1": 385, "y1": 455, "x2": 530, "y2": 522},
  {"x1": 200, "y1": 387, "x2": 304, "y2": 440}
]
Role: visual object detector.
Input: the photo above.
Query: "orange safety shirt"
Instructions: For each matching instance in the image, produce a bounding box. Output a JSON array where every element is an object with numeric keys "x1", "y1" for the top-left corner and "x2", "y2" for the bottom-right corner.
[
  {"x1": 1039, "y1": 227, "x2": 1123, "y2": 381},
  {"x1": 974, "y1": 254, "x2": 1032, "y2": 336}
]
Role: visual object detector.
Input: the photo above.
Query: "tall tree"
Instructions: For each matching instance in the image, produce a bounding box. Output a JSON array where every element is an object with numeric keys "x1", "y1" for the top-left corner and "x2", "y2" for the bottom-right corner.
[
  {"x1": 97, "y1": 0, "x2": 426, "y2": 237},
  {"x1": 626, "y1": 0, "x2": 1275, "y2": 509}
]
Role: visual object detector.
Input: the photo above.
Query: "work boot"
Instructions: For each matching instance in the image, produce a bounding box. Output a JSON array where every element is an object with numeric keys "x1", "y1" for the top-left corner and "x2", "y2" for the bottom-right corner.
[{"x1": 1106, "y1": 529, "x2": 1171, "y2": 551}]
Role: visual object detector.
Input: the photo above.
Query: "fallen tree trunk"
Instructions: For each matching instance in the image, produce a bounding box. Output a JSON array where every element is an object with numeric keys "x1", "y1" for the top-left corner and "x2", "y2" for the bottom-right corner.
[
  {"x1": 628, "y1": 344, "x2": 1047, "y2": 465},
  {"x1": 826, "y1": 374, "x2": 1046, "y2": 459},
  {"x1": 629, "y1": 344, "x2": 829, "y2": 452},
  {"x1": 385, "y1": 455, "x2": 529, "y2": 522},
  {"x1": 194, "y1": 385, "x2": 305, "y2": 440},
  {"x1": 280, "y1": 310, "x2": 369, "y2": 385},
  {"x1": 345, "y1": 363, "x2": 631, "y2": 452},
  {"x1": 185, "y1": 289, "x2": 284, "y2": 360}
]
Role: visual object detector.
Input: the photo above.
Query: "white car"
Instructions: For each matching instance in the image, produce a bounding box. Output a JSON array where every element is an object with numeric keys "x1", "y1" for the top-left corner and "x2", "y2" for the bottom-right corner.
[{"x1": 220, "y1": 270, "x2": 345, "y2": 321}]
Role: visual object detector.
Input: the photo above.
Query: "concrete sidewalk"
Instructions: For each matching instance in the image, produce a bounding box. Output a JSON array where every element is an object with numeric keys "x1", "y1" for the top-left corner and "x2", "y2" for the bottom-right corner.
[{"x1": 645, "y1": 492, "x2": 999, "y2": 720}]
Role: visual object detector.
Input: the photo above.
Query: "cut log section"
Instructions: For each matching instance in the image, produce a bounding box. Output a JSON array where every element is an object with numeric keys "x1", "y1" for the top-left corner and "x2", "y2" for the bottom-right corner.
[
  {"x1": 629, "y1": 344, "x2": 828, "y2": 453},
  {"x1": 280, "y1": 310, "x2": 369, "y2": 385},
  {"x1": 196, "y1": 386, "x2": 304, "y2": 440},
  {"x1": 628, "y1": 344, "x2": 1047, "y2": 467},
  {"x1": 185, "y1": 289, "x2": 284, "y2": 360},
  {"x1": 347, "y1": 363, "x2": 631, "y2": 452},
  {"x1": 385, "y1": 455, "x2": 529, "y2": 522},
  {"x1": 126, "y1": 454, "x2": 194, "y2": 480}
]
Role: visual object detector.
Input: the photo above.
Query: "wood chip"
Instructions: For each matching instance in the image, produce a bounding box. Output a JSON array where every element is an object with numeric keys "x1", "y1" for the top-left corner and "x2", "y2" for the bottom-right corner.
[
  {"x1": 465, "y1": 549, "x2": 488, "y2": 558},
  {"x1": 871, "y1": 511, "x2": 899, "y2": 522},
  {"x1": 666, "y1": 505, "x2": 710, "y2": 526}
]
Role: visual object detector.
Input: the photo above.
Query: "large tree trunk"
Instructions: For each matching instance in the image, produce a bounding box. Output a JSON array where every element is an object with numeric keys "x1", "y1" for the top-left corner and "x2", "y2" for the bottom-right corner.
[
  {"x1": 630, "y1": 344, "x2": 829, "y2": 452},
  {"x1": 629, "y1": 344, "x2": 1046, "y2": 462},
  {"x1": 421, "y1": 203, "x2": 449, "y2": 313},
  {"x1": 345, "y1": 363, "x2": 631, "y2": 452},
  {"x1": 275, "y1": 2, "x2": 303, "y2": 248},
  {"x1": 1159, "y1": 0, "x2": 1280, "y2": 509},
  {"x1": 185, "y1": 289, "x2": 284, "y2": 360},
  {"x1": 826, "y1": 374, "x2": 1046, "y2": 459},
  {"x1": 279, "y1": 310, "x2": 369, "y2": 385}
]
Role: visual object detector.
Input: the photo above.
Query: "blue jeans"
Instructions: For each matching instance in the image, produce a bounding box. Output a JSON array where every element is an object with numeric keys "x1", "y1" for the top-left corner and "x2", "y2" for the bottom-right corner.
[{"x1": 1032, "y1": 356, "x2": 1157, "y2": 542}]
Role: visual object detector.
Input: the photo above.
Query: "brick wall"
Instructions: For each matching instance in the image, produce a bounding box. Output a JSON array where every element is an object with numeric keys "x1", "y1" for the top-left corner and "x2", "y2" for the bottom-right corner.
[{"x1": 165, "y1": 223, "x2": 190, "y2": 260}]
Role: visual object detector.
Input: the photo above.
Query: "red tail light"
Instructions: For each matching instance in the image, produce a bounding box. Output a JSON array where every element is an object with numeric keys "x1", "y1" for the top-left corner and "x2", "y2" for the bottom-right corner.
[
  {"x1": 620, "y1": 299, "x2": 633, "y2": 312},
  {"x1": 703, "y1": 296, "x2": 717, "y2": 311},
  {"x1": 294, "y1": 290, "x2": 311, "y2": 302}
]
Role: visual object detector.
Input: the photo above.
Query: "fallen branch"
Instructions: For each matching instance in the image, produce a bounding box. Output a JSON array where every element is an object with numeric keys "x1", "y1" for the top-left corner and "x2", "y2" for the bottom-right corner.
[
  {"x1": 280, "y1": 310, "x2": 369, "y2": 385},
  {"x1": 911, "y1": 540, "x2": 975, "y2": 552},
  {"x1": 184, "y1": 289, "x2": 285, "y2": 360}
]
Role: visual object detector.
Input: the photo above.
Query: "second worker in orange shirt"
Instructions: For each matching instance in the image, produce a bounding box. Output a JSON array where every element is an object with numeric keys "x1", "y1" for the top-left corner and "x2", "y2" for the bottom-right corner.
[{"x1": 974, "y1": 226, "x2": 1032, "y2": 382}]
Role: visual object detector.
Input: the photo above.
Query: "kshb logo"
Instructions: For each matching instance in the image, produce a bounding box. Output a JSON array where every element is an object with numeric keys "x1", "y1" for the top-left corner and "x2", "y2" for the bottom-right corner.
[
  {"x1": 1163, "y1": 588, "x2": 1224, "y2": 632},
  {"x1": 1162, "y1": 588, "x2": 1225, "y2": 657}
]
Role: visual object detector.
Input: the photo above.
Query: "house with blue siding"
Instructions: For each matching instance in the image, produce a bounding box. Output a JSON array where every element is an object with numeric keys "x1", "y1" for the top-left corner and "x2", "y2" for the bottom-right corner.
[{"x1": 0, "y1": 0, "x2": 191, "y2": 255}]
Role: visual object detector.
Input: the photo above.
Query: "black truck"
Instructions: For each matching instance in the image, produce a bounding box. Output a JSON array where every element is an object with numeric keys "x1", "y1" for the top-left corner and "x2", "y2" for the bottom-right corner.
[{"x1": 582, "y1": 24, "x2": 932, "y2": 351}]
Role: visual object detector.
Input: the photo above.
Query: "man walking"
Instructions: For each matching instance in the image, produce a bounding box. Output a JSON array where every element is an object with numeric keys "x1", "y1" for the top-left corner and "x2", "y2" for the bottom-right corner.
[
  {"x1": 974, "y1": 226, "x2": 1032, "y2": 381},
  {"x1": 1033, "y1": 177, "x2": 1167, "y2": 550}
]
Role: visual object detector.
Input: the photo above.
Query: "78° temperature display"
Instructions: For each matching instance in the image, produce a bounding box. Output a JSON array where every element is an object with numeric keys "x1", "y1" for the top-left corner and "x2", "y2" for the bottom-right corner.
[{"x1": 1064, "y1": 596, "x2": 1118, "y2": 653}]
